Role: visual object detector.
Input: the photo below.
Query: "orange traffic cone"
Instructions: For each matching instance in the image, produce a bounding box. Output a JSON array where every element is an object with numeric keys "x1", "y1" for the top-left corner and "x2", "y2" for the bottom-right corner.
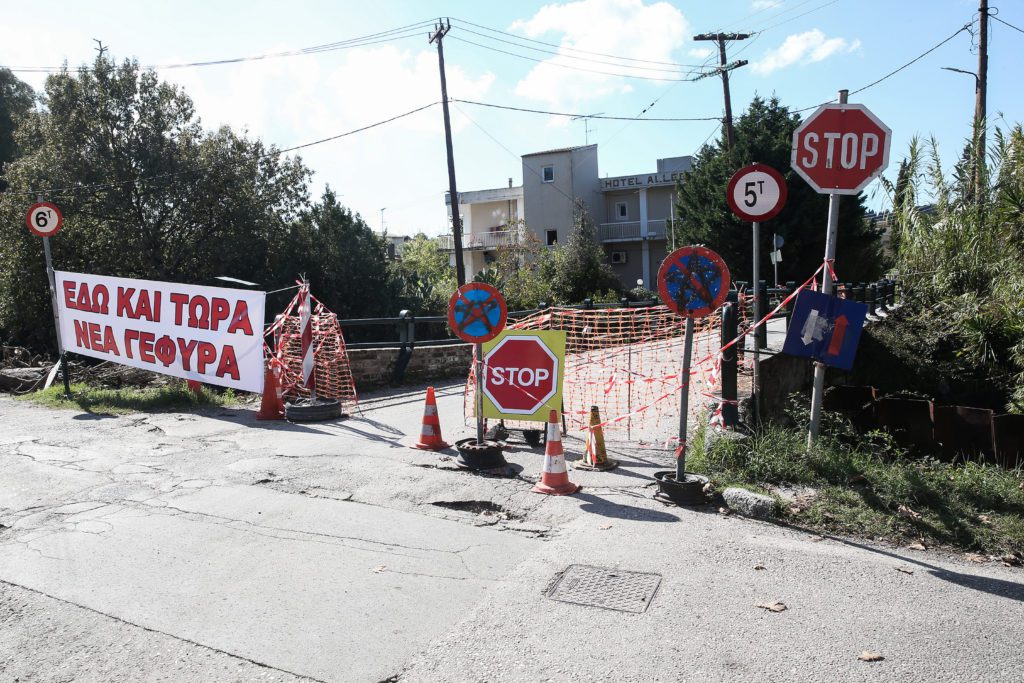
[
  {"x1": 256, "y1": 365, "x2": 285, "y2": 420},
  {"x1": 532, "y1": 410, "x2": 581, "y2": 495},
  {"x1": 412, "y1": 386, "x2": 451, "y2": 450},
  {"x1": 576, "y1": 405, "x2": 618, "y2": 471}
]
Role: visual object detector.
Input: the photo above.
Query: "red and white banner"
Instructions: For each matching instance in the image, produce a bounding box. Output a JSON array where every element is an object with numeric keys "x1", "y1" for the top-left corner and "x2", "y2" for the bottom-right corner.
[{"x1": 55, "y1": 271, "x2": 266, "y2": 393}]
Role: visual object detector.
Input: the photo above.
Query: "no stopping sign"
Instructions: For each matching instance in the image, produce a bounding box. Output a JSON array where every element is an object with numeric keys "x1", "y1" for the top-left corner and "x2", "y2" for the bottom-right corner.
[{"x1": 657, "y1": 246, "x2": 731, "y2": 319}]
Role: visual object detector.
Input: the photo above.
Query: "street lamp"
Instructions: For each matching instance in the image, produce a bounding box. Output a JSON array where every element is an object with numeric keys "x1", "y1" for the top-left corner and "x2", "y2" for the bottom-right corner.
[{"x1": 380, "y1": 207, "x2": 387, "y2": 233}]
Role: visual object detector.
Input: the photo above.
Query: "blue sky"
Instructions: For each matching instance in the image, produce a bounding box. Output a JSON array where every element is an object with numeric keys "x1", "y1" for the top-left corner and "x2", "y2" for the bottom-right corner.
[{"x1": 3, "y1": 0, "x2": 1017, "y2": 236}]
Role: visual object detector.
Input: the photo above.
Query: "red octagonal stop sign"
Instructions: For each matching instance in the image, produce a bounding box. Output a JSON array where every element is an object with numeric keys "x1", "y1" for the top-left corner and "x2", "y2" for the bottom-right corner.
[
  {"x1": 791, "y1": 103, "x2": 891, "y2": 195},
  {"x1": 483, "y1": 335, "x2": 558, "y2": 415}
]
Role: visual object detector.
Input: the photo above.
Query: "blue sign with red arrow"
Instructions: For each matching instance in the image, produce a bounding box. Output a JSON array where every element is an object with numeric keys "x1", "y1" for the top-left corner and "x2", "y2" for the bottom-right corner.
[{"x1": 782, "y1": 290, "x2": 868, "y2": 370}]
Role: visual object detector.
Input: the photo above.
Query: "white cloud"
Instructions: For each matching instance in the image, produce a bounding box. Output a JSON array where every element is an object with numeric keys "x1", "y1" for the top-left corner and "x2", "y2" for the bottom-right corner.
[
  {"x1": 688, "y1": 47, "x2": 714, "y2": 60},
  {"x1": 751, "y1": 29, "x2": 860, "y2": 75},
  {"x1": 159, "y1": 45, "x2": 495, "y2": 235},
  {"x1": 752, "y1": 0, "x2": 782, "y2": 10},
  {"x1": 509, "y1": 0, "x2": 690, "y2": 109}
]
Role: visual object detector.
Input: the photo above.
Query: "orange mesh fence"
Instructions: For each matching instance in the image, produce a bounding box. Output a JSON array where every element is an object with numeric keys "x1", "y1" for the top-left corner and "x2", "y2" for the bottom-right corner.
[
  {"x1": 266, "y1": 291, "x2": 359, "y2": 410},
  {"x1": 464, "y1": 305, "x2": 724, "y2": 442}
]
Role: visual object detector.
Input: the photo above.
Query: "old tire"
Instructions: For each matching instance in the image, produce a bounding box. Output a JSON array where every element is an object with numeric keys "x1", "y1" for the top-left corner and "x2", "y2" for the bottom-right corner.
[
  {"x1": 454, "y1": 438, "x2": 507, "y2": 470},
  {"x1": 653, "y1": 471, "x2": 708, "y2": 506},
  {"x1": 285, "y1": 398, "x2": 342, "y2": 422}
]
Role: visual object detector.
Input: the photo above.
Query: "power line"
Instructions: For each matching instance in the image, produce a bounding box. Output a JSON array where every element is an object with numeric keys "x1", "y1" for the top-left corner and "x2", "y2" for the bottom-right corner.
[
  {"x1": 446, "y1": 35, "x2": 716, "y2": 82},
  {"x1": 991, "y1": 14, "x2": 1024, "y2": 34},
  {"x1": 748, "y1": 0, "x2": 840, "y2": 35},
  {"x1": 449, "y1": 17, "x2": 704, "y2": 68},
  {"x1": 451, "y1": 98, "x2": 721, "y2": 121},
  {"x1": 6, "y1": 102, "x2": 439, "y2": 199},
  {"x1": 794, "y1": 20, "x2": 974, "y2": 112},
  {"x1": 452, "y1": 103, "x2": 579, "y2": 207},
  {"x1": 1, "y1": 21, "x2": 436, "y2": 73},
  {"x1": 450, "y1": 25, "x2": 709, "y2": 74}
]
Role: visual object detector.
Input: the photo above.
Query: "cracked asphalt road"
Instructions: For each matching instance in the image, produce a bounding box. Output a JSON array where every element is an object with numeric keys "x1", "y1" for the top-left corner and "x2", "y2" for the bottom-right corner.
[{"x1": 2, "y1": 382, "x2": 1023, "y2": 682}]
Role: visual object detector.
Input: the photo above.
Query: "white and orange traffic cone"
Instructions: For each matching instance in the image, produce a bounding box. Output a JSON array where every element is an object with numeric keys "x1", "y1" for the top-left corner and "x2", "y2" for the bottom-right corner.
[
  {"x1": 532, "y1": 409, "x2": 581, "y2": 495},
  {"x1": 412, "y1": 386, "x2": 451, "y2": 450},
  {"x1": 256, "y1": 364, "x2": 285, "y2": 420}
]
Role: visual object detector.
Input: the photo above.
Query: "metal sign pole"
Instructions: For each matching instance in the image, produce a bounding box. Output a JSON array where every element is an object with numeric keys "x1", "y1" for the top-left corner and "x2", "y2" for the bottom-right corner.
[
  {"x1": 807, "y1": 89, "x2": 848, "y2": 447},
  {"x1": 773, "y1": 232, "x2": 779, "y2": 288},
  {"x1": 676, "y1": 316, "x2": 695, "y2": 481},
  {"x1": 752, "y1": 220, "x2": 761, "y2": 421},
  {"x1": 475, "y1": 342, "x2": 484, "y2": 444},
  {"x1": 807, "y1": 193, "x2": 840, "y2": 445},
  {"x1": 42, "y1": 235, "x2": 71, "y2": 397},
  {"x1": 34, "y1": 192, "x2": 72, "y2": 398}
]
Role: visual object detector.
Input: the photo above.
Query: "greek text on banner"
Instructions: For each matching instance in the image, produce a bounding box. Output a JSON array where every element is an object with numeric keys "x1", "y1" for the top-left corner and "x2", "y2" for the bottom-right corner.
[{"x1": 54, "y1": 271, "x2": 266, "y2": 393}]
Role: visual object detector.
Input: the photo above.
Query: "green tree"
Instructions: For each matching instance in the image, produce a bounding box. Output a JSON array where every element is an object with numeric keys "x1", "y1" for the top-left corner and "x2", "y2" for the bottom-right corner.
[
  {"x1": 0, "y1": 54, "x2": 312, "y2": 349},
  {"x1": 542, "y1": 201, "x2": 621, "y2": 304},
  {"x1": 0, "y1": 68, "x2": 35, "y2": 192},
  {"x1": 673, "y1": 95, "x2": 883, "y2": 285},
  {"x1": 279, "y1": 187, "x2": 397, "y2": 319},
  {"x1": 869, "y1": 124, "x2": 1024, "y2": 412},
  {"x1": 472, "y1": 224, "x2": 553, "y2": 310},
  {"x1": 390, "y1": 233, "x2": 455, "y2": 313}
]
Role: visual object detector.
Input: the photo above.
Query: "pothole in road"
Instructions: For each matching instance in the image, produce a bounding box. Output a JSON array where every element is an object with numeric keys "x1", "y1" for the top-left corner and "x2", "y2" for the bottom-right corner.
[{"x1": 431, "y1": 500, "x2": 522, "y2": 520}]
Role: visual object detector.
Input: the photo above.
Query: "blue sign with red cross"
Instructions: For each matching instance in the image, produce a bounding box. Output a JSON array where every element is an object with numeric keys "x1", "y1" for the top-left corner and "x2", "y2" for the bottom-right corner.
[
  {"x1": 447, "y1": 282, "x2": 508, "y2": 344},
  {"x1": 782, "y1": 289, "x2": 868, "y2": 370},
  {"x1": 657, "y1": 245, "x2": 731, "y2": 318}
]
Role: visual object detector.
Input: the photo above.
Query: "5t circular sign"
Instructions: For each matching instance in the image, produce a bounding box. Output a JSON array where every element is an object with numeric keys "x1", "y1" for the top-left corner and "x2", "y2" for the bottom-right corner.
[
  {"x1": 726, "y1": 164, "x2": 787, "y2": 222},
  {"x1": 26, "y1": 202, "x2": 64, "y2": 237}
]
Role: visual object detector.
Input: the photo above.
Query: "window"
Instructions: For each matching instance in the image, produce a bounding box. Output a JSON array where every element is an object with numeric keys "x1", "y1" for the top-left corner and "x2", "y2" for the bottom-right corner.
[
  {"x1": 542, "y1": 165, "x2": 554, "y2": 183},
  {"x1": 545, "y1": 229, "x2": 558, "y2": 246},
  {"x1": 615, "y1": 202, "x2": 628, "y2": 220}
]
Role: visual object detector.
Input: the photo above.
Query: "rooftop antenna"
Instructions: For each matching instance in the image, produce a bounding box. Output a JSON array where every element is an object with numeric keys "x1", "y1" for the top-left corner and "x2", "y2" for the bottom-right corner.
[{"x1": 570, "y1": 113, "x2": 604, "y2": 145}]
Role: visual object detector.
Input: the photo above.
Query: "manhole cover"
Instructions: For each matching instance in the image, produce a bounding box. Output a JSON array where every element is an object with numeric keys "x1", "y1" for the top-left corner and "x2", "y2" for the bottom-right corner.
[{"x1": 546, "y1": 564, "x2": 661, "y2": 613}]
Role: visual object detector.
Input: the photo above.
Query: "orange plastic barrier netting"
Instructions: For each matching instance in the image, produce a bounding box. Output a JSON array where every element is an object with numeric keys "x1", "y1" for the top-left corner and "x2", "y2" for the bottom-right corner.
[
  {"x1": 266, "y1": 293, "x2": 359, "y2": 410},
  {"x1": 464, "y1": 305, "x2": 724, "y2": 441}
]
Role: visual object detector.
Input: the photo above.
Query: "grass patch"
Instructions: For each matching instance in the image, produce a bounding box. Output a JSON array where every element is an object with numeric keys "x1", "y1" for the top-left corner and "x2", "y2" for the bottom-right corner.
[
  {"x1": 16, "y1": 382, "x2": 234, "y2": 415},
  {"x1": 689, "y1": 415, "x2": 1024, "y2": 556}
]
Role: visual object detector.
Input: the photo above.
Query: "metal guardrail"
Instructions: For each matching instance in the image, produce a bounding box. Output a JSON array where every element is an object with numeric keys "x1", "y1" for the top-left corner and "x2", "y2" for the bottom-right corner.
[{"x1": 334, "y1": 280, "x2": 899, "y2": 383}]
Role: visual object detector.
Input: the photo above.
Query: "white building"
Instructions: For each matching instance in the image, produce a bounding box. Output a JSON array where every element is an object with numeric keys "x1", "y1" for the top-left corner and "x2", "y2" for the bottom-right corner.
[{"x1": 442, "y1": 145, "x2": 691, "y2": 289}]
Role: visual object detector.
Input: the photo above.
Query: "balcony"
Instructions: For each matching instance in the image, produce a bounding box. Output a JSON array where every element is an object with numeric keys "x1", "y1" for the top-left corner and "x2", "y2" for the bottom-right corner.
[
  {"x1": 597, "y1": 219, "x2": 667, "y2": 243},
  {"x1": 438, "y1": 230, "x2": 518, "y2": 251}
]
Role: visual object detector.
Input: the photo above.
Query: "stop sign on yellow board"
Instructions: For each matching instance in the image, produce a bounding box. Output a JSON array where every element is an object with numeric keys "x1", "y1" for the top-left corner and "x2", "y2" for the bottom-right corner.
[{"x1": 481, "y1": 329, "x2": 566, "y2": 422}]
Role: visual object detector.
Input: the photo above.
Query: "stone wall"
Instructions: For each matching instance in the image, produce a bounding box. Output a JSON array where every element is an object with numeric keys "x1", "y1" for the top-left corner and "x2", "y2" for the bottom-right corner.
[{"x1": 347, "y1": 344, "x2": 472, "y2": 391}]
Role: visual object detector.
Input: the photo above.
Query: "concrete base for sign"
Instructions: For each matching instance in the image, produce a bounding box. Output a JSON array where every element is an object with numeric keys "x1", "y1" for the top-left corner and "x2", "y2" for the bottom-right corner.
[
  {"x1": 653, "y1": 471, "x2": 708, "y2": 506},
  {"x1": 285, "y1": 398, "x2": 343, "y2": 422}
]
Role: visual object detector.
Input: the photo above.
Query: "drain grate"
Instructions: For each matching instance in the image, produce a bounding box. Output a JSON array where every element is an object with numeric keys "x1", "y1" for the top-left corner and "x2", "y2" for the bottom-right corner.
[{"x1": 546, "y1": 564, "x2": 662, "y2": 613}]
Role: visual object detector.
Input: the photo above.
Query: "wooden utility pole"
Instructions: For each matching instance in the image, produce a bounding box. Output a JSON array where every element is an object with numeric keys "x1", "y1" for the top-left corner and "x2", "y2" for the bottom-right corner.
[
  {"x1": 975, "y1": 0, "x2": 989, "y2": 195},
  {"x1": 693, "y1": 32, "x2": 750, "y2": 151},
  {"x1": 430, "y1": 18, "x2": 466, "y2": 285}
]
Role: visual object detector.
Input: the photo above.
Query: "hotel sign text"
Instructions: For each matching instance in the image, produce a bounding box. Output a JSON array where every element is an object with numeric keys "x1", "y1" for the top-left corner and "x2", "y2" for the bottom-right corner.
[{"x1": 601, "y1": 172, "x2": 684, "y2": 190}]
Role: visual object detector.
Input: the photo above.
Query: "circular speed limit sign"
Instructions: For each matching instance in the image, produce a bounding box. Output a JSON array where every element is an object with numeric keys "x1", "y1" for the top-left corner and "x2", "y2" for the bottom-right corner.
[
  {"x1": 26, "y1": 202, "x2": 64, "y2": 237},
  {"x1": 726, "y1": 164, "x2": 787, "y2": 222}
]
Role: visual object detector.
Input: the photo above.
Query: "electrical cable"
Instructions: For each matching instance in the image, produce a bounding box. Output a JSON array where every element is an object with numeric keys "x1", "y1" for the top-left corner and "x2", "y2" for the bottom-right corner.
[
  {"x1": 450, "y1": 98, "x2": 721, "y2": 121},
  {"x1": 446, "y1": 35, "x2": 716, "y2": 82},
  {"x1": 449, "y1": 17, "x2": 704, "y2": 68},
  {"x1": 991, "y1": 14, "x2": 1024, "y2": 34},
  {"x1": 1, "y1": 20, "x2": 436, "y2": 73},
  {"x1": 449, "y1": 25, "x2": 708, "y2": 74},
  {"x1": 794, "y1": 20, "x2": 974, "y2": 112}
]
